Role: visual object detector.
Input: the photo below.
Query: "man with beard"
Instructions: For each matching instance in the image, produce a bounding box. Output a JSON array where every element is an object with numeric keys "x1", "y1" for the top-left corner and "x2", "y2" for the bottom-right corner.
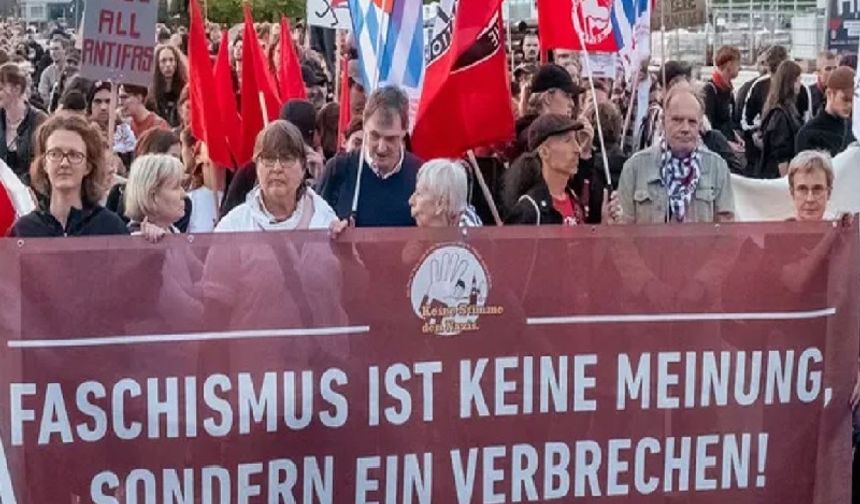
[{"x1": 520, "y1": 32, "x2": 540, "y2": 64}]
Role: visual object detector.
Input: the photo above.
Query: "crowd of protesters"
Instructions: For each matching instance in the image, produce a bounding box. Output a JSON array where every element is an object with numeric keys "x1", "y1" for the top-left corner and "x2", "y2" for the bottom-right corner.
[
  {"x1": 0, "y1": 19, "x2": 853, "y2": 239},
  {"x1": 0, "y1": 14, "x2": 858, "y2": 499}
]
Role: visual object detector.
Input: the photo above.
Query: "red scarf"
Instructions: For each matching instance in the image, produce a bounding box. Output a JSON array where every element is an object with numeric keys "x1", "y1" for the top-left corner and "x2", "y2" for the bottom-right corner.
[{"x1": 712, "y1": 70, "x2": 732, "y2": 92}]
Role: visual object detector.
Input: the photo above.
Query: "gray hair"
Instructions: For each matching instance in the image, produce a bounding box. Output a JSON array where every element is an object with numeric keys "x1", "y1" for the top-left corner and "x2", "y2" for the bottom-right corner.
[
  {"x1": 416, "y1": 159, "x2": 468, "y2": 221},
  {"x1": 788, "y1": 150, "x2": 834, "y2": 192},
  {"x1": 124, "y1": 154, "x2": 184, "y2": 222}
]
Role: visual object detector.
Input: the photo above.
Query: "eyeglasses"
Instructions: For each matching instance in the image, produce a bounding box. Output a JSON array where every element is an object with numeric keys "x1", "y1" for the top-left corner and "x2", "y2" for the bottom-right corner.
[
  {"x1": 257, "y1": 156, "x2": 299, "y2": 170},
  {"x1": 793, "y1": 185, "x2": 828, "y2": 198},
  {"x1": 45, "y1": 148, "x2": 85, "y2": 165}
]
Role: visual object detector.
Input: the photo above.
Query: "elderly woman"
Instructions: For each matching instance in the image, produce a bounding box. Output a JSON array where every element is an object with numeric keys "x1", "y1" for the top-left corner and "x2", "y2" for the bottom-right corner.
[
  {"x1": 11, "y1": 112, "x2": 128, "y2": 236},
  {"x1": 216, "y1": 120, "x2": 339, "y2": 232},
  {"x1": 409, "y1": 159, "x2": 481, "y2": 227},
  {"x1": 106, "y1": 128, "x2": 190, "y2": 230},
  {"x1": 503, "y1": 114, "x2": 596, "y2": 225},
  {"x1": 124, "y1": 154, "x2": 187, "y2": 236},
  {"x1": 787, "y1": 150, "x2": 835, "y2": 221}
]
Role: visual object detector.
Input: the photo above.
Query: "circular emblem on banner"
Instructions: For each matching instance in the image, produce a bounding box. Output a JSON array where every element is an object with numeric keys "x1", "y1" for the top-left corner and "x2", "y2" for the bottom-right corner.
[
  {"x1": 572, "y1": 0, "x2": 614, "y2": 46},
  {"x1": 408, "y1": 244, "x2": 502, "y2": 336}
]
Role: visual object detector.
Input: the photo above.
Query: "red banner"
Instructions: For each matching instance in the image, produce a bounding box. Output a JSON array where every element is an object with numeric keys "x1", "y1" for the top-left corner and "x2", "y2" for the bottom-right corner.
[{"x1": 0, "y1": 223, "x2": 857, "y2": 503}]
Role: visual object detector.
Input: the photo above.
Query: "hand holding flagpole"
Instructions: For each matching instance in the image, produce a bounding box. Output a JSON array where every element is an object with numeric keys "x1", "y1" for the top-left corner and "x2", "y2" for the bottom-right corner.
[{"x1": 571, "y1": 8, "x2": 613, "y2": 191}]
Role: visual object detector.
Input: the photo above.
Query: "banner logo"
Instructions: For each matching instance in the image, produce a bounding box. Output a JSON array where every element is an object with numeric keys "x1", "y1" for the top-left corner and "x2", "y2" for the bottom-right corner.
[
  {"x1": 408, "y1": 244, "x2": 502, "y2": 336},
  {"x1": 572, "y1": 0, "x2": 614, "y2": 45}
]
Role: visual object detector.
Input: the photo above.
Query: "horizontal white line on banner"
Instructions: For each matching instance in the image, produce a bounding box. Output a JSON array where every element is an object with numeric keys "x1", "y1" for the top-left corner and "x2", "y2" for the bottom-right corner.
[
  {"x1": 527, "y1": 308, "x2": 837, "y2": 326},
  {"x1": 8, "y1": 326, "x2": 371, "y2": 349}
]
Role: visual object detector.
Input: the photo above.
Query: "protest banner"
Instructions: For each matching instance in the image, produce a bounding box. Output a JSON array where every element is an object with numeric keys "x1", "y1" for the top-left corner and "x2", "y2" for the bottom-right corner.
[
  {"x1": 0, "y1": 223, "x2": 857, "y2": 503},
  {"x1": 79, "y1": 0, "x2": 158, "y2": 87},
  {"x1": 307, "y1": 0, "x2": 352, "y2": 30},
  {"x1": 828, "y1": 0, "x2": 860, "y2": 52},
  {"x1": 653, "y1": 0, "x2": 705, "y2": 31}
]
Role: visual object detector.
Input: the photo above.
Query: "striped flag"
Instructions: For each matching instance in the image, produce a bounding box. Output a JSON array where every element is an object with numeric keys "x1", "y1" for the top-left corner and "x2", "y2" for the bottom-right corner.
[{"x1": 348, "y1": 0, "x2": 424, "y2": 121}]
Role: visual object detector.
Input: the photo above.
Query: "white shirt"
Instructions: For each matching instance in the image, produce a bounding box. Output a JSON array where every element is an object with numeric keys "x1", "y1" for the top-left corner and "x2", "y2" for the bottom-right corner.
[
  {"x1": 215, "y1": 187, "x2": 337, "y2": 232},
  {"x1": 188, "y1": 187, "x2": 223, "y2": 233},
  {"x1": 365, "y1": 144, "x2": 405, "y2": 180}
]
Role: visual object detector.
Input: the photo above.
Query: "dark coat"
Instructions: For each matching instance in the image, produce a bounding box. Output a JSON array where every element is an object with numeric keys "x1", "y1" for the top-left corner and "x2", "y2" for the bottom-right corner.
[
  {"x1": 0, "y1": 105, "x2": 47, "y2": 184},
  {"x1": 795, "y1": 109, "x2": 854, "y2": 158},
  {"x1": 757, "y1": 105, "x2": 803, "y2": 179},
  {"x1": 317, "y1": 150, "x2": 420, "y2": 227},
  {"x1": 11, "y1": 205, "x2": 129, "y2": 237},
  {"x1": 505, "y1": 179, "x2": 583, "y2": 226},
  {"x1": 703, "y1": 79, "x2": 736, "y2": 140}
]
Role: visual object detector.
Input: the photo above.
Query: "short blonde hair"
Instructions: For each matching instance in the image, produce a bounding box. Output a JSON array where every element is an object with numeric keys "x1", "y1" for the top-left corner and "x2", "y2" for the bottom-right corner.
[
  {"x1": 124, "y1": 154, "x2": 184, "y2": 222},
  {"x1": 788, "y1": 150, "x2": 834, "y2": 193},
  {"x1": 416, "y1": 159, "x2": 468, "y2": 221}
]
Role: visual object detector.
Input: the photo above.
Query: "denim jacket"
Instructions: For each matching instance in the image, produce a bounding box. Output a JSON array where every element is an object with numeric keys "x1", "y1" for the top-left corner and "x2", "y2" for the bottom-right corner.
[{"x1": 617, "y1": 144, "x2": 735, "y2": 224}]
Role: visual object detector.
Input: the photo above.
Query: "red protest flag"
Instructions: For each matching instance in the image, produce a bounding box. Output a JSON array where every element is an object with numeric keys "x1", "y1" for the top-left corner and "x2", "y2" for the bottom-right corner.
[
  {"x1": 188, "y1": 0, "x2": 233, "y2": 167},
  {"x1": 238, "y1": 3, "x2": 282, "y2": 165},
  {"x1": 411, "y1": 0, "x2": 515, "y2": 160},
  {"x1": 213, "y1": 30, "x2": 243, "y2": 164},
  {"x1": 337, "y1": 56, "x2": 351, "y2": 152},
  {"x1": 278, "y1": 16, "x2": 307, "y2": 102},
  {"x1": 0, "y1": 183, "x2": 15, "y2": 236},
  {"x1": 536, "y1": 0, "x2": 620, "y2": 52}
]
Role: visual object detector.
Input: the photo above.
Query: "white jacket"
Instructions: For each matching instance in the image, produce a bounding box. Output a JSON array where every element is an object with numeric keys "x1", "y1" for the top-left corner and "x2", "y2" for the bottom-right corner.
[{"x1": 215, "y1": 186, "x2": 337, "y2": 232}]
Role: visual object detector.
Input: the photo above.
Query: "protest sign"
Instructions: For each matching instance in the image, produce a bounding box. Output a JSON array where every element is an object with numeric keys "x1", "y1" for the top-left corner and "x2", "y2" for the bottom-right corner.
[
  {"x1": 0, "y1": 223, "x2": 857, "y2": 503},
  {"x1": 653, "y1": 0, "x2": 705, "y2": 30},
  {"x1": 307, "y1": 0, "x2": 352, "y2": 30},
  {"x1": 79, "y1": 0, "x2": 158, "y2": 87},
  {"x1": 828, "y1": 0, "x2": 860, "y2": 52},
  {"x1": 581, "y1": 52, "x2": 617, "y2": 79}
]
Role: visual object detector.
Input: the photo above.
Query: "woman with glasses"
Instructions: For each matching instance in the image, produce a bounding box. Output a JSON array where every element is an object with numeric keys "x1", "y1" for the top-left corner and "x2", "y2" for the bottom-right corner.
[
  {"x1": 215, "y1": 120, "x2": 339, "y2": 232},
  {"x1": 11, "y1": 112, "x2": 128, "y2": 236},
  {"x1": 787, "y1": 150, "x2": 835, "y2": 222}
]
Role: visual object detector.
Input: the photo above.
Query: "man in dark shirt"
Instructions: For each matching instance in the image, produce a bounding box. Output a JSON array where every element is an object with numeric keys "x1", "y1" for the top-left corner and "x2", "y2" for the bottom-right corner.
[
  {"x1": 796, "y1": 66, "x2": 856, "y2": 157},
  {"x1": 318, "y1": 85, "x2": 420, "y2": 227},
  {"x1": 809, "y1": 51, "x2": 839, "y2": 117},
  {"x1": 704, "y1": 45, "x2": 741, "y2": 141}
]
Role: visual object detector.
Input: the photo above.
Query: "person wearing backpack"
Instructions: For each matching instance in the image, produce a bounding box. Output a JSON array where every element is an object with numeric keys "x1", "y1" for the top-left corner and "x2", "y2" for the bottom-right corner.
[{"x1": 756, "y1": 60, "x2": 804, "y2": 179}]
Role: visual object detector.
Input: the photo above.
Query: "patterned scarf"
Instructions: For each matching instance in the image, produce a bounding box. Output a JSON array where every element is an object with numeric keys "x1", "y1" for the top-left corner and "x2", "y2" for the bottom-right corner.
[{"x1": 660, "y1": 140, "x2": 701, "y2": 222}]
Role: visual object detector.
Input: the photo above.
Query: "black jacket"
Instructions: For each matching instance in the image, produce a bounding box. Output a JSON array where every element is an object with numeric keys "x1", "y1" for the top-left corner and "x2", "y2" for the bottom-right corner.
[
  {"x1": 505, "y1": 179, "x2": 583, "y2": 226},
  {"x1": 702, "y1": 129, "x2": 745, "y2": 175},
  {"x1": 810, "y1": 83, "x2": 826, "y2": 117},
  {"x1": 11, "y1": 205, "x2": 129, "y2": 237},
  {"x1": 0, "y1": 105, "x2": 47, "y2": 184},
  {"x1": 757, "y1": 105, "x2": 803, "y2": 179},
  {"x1": 795, "y1": 109, "x2": 855, "y2": 158},
  {"x1": 703, "y1": 79, "x2": 736, "y2": 140}
]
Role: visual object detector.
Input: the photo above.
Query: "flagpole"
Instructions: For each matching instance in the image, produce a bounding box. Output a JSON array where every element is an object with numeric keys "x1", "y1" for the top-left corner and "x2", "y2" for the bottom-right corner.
[
  {"x1": 467, "y1": 150, "x2": 502, "y2": 226},
  {"x1": 660, "y1": 0, "x2": 667, "y2": 90},
  {"x1": 571, "y1": 22, "x2": 612, "y2": 190},
  {"x1": 506, "y1": 4, "x2": 514, "y2": 79},
  {"x1": 372, "y1": 0, "x2": 391, "y2": 90},
  {"x1": 107, "y1": 81, "x2": 118, "y2": 150},
  {"x1": 335, "y1": 30, "x2": 343, "y2": 99},
  {"x1": 259, "y1": 92, "x2": 270, "y2": 126},
  {"x1": 620, "y1": 69, "x2": 640, "y2": 153}
]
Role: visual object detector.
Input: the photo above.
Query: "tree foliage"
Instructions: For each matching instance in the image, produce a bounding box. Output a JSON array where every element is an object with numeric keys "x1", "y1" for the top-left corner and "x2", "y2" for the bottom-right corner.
[{"x1": 203, "y1": 0, "x2": 305, "y2": 24}]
